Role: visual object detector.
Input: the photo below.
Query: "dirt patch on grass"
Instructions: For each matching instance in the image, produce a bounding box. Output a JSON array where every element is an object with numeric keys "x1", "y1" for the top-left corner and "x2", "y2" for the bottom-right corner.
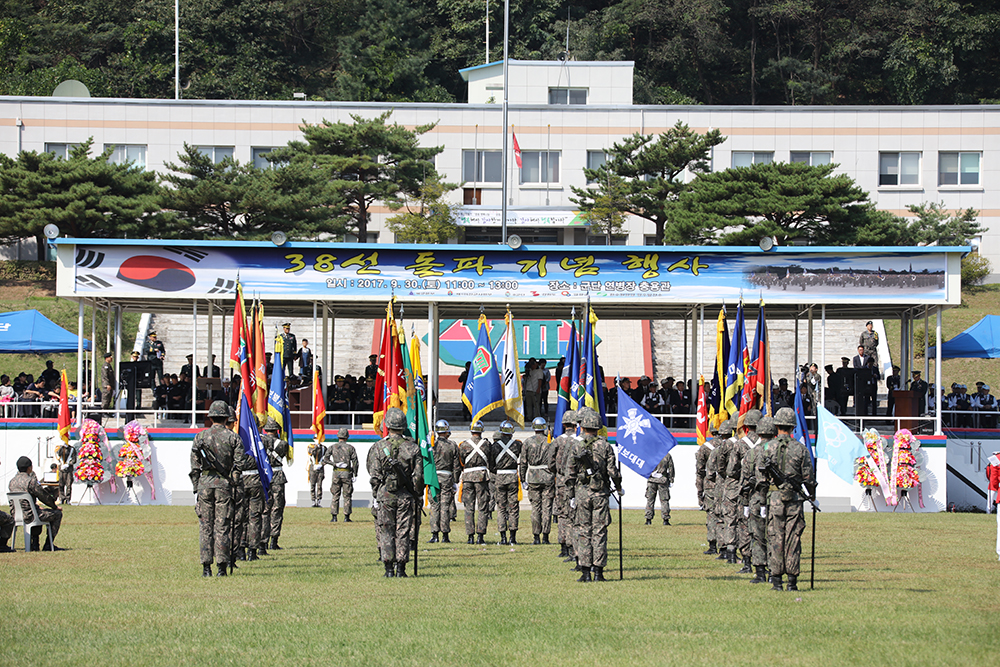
[{"x1": 3, "y1": 281, "x2": 56, "y2": 300}]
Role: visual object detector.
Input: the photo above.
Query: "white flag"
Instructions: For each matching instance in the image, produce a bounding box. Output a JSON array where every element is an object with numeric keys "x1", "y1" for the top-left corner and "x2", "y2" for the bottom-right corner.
[{"x1": 502, "y1": 310, "x2": 524, "y2": 426}]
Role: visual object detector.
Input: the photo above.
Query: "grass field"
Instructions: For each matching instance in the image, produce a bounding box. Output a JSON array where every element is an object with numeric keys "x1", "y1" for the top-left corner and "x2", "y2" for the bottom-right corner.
[{"x1": 1, "y1": 505, "x2": 996, "y2": 666}]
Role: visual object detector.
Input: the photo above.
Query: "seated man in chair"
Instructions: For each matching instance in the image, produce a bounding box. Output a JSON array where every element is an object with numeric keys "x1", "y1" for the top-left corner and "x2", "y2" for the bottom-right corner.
[{"x1": 8, "y1": 456, "x2": 63, "y2": 551}]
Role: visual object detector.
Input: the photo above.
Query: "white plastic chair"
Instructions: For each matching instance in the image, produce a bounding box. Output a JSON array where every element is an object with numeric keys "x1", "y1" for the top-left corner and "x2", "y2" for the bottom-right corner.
[{"x1": 7, "y1": 492, "x2": 54, "y2": 552}]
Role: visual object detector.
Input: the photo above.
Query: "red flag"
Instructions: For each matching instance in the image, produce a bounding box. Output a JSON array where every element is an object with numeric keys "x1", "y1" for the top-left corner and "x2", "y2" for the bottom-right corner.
[
  {"x1": 57, "y1": 369, "x2": 70, "y2": 443},
  {"x1": 312, "y1": 368, "x2": 325, "y2": 444},
  {"x1": 513, "y1": 133, "x2": 522, "y2": 169},
  {"x1": 372, "y1": 304, "x2": 394, "y2": 433},
  {"x1": 253, "y1": 303, "x2": 267, "y2": 421},
  {"x1": 695, "y1": 376, "x2": 708, "y2": 445},
  {"x1": 738, "y1": 304, "x2": 770, "y2": 426},
  {"x1": 229, "y1": 284, "x2": 247, "y2": 371}
]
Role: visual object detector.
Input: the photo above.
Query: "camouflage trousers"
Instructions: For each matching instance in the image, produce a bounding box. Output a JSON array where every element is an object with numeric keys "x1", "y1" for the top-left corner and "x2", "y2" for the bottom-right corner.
[
  {"x1": 231, "y1": 481, "x2": 247, "y2": 550},
  {"x1": 245, "y1": 481, "x2": 265, "y2": 549},
  {"x1": 329, "y1": 476, "x2": 353, "y2": 517},
  {"x1": 573, "y1": 489, "x2": 611, "y2": 568},
  {"x1": 196, "y1": 486, "x2": 232, "y2": 565},
  {"x1": 766, "y1": 495, "x2": 805, "y2": 577},
  {"x1": 269, "y1": 483, "x2": 286, "y2": 538},
  {"x1": 58, "y1": 471, "x2": 73, "y2": 504},
  {"x1": 376, "y1": 493, "x2": 415, "y2": 563},
  {"x1": 429, "y1": 481, "x2": 455, "y2": 533},
  {"x1": 703, "y1": 484, "x2": 717, "y2": 542},
  {"x1": 644, "y1": 483, "x2": 670, "y2": 522},
  {"x1": 461, "y1": 480, "x2": 490, "y2": 535},
  {"x1": 495, "y1": 478, "x2": 520, "y2": 532},
  {"x1": 487, "y1": 477, "x2": 496, "y2": 513},
  {"x1": 736, "y1": 501, "x2": 750, "y2": 555},
  {"x1": 720, "y1": 479, "x2": 741, "y2": 548},
  {"x1": 449, "y1": 492, "x2": 457, "y2": 521},
  {"x1": 749, "y1": 493, "x2": 767, "y2": 567},
  {"x1": 527, "y1": 482, "x2": 555, "y2": 536},
  {"x1": 555, "y1": 480, "x2": 572, "y2": 545},
  {"x1": 309, "y1": 470, "x2": 324, "y2": 504}
]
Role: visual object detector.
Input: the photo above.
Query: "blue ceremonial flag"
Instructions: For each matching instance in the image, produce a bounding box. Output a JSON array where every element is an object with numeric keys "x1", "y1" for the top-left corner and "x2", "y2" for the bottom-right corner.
[
  {"x1": 793, "y1": 373, "x2": 815, "y2": 468},
  {"x1": 581, "y1": 307, "x2": 607, "y2": 431},
  {"x1": 614, "y1": 385, "x2": 678, "y2": 477},
  {"x1": 553, "y1": 318, "x2": 579, "y2": 427},
  {"x1": 815, "y1": 403, "x2": 865, "y2": 483},
  {"x1": 462, "y1": 314, "x2": 504, "y2": 423},
  {"x1": 724, "y1": 301, "x2": 747, "y2": 418},
  {"x1": 238, "y1": 387, "x2": 274, "y2": 499},
  {"x1": 267, "y1": 334, "x2": 294, "y2": 462}
]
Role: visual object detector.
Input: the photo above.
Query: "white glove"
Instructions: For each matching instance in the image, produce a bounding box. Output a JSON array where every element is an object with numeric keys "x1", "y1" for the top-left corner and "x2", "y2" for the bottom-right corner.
[
  {"x1": 760, "y1": 506, "x2": 767, "y2": 518},
  {"x1": 352, "y1": 477, "x2": 357, "y2": 483},
  {"x1": 372, "y1": 499, "x2": 379, "y2": 510},
  {"x1": 743, "y1": 506, "x2": 750, "y2": 518},
  {"x1": 570, "y1": 498, "x2": 576, "y2": 509}
]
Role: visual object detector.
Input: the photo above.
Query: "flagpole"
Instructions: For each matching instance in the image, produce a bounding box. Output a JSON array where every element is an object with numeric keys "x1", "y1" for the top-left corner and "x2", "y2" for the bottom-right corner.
[
  {"x1": 500, "y1": 0, "x2": 510, "y2": 243},
  {"x1": 810, "y1": 394, "x2": 819, "y2": 590}
]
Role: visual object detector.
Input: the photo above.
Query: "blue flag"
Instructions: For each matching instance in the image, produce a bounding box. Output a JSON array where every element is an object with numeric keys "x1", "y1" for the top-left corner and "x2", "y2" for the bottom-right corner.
[
  {"x1": 553, "y1": 319, "x2": 578, "y2": 427},
  {"x1": 267, "y1": 335, "x2": 294, "y2": 461},
  {"x1": 614, "y1": 386, "x2": 678, "y2": 477},
  {"x1": 815, "y1": 403, "x2": 865, "y2": 483},
  {"x1": 238, "y1": 390, "x2": 274, "y2": 499},
  {"x1": 462, "y1": 314, "x2": 504, "y2": 423},
  {"x1": 793, "y1": 373, "x2": 815, "y2": 468},
  {"x1": 724, "y1": 301, "x2": 747, "y2": 417}
]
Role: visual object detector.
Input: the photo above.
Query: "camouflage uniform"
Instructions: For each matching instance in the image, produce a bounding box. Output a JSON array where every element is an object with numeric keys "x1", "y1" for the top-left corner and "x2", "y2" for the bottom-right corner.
[
  {"x1": 721, "y1": 433, "x2": 746, "y2": 559},
  {"x1": 430, "y1": 436, "x2": 460, "y2": 536},
  {"x1": 307, "y1": 442, "x2": 326, "y2": 506},
  {"x1": 694, "y1": 438, "x2": 717, "y2": 550},
  {"x1": 0, "y1": 507, "x2": 12, "y2": 549},
  {"x1": 756, "y1": 432, "x2": 816, "y2": 588},
  {"x1": 491, "y1": 434, "x2": 523, "y2": 539},
  {"x1": 322, "y1": 435, "x2": 359, "y2": 520},
  {"x1": 8, "y1": 470, "x2": 62, "y2": 545},
  {"x1": 366, "y1": 442, "x2": 382, "y2": 552},
  {"x1": 370, "y1": 432, "x2": 423, "y2": 567},
  {"x1": 566, "y1": 433, "x2": 622, "y2": 570},
  {"x1": 189, "y1": 422, "x2": 245, "y2": 567},
  {"x1": 56, "y1": 442, "x2": 78, "y2": 504},
  {"x1": 520, "y1": 431, "x2": 556, "y2": 540},
  {"x1": 231, "y1": 459, "x2": 247, "y2": 558},
  {"x1": 701, "y1": 436, "x2": 724, "y2": 549},
  {"x1": 263, "y1": 430, "x2": 289, "y2": 546},
  {"x1": 553, "y1": 429, "x2": 580, "y2": 551},
  {"x1": 644, "y1": 453, "x2": 675, "y2": 524},
  {"x1": 741, "y1": 432, "x2": 769, "y2": 576},
  {"x1": 734, "y1": 431, "x2": 760, "y2": 564},
  {"x1": 458, "y1": 434, "x2": 493, "y2": 540},
  {"x1": 240, "y1": 445, "x2": 266, "y2": 555}
]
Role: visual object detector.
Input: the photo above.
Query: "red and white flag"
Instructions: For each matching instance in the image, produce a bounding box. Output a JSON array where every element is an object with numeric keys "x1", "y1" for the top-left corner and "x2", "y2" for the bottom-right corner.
[{"x1": 513, "y1": 133, "x2": 522, "y2": 169}]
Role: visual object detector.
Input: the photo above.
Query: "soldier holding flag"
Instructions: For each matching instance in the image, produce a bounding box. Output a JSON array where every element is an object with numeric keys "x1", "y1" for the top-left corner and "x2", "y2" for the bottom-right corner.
[{"x1": 370, "y1": 407, "x2": 423, "y2": 577}]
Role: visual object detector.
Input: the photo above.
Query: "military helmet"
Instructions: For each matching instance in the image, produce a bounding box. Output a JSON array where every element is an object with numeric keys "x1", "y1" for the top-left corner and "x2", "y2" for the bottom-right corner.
[
  {"x1": 500, "y1": 420, "x2": 516, "y2": 435},
  {"x1": 561, "y1": 410, "x2": 578, "y2": 424},
  {"x1": 263, "y1": 416, "x2": 280, "y2": 432},
  {"x1": 577, "y1": 407, "x2": 601, "y2": 429},
  {"x1": 773, "y1": 407, "x2": 797, "y2": 427},
  {"x1": 226, "y1": 405, "x2": 236, "y2": 422},
  {"x1": 709, "y1": 421, "x2": 720, "y2": 435},
  {"x1": 743, "y1": 409, "x2": 762, "y2": 428},
  {"x1": 434, "y1": 419, "x2": 450, "y2": 433},
  {"x1": 208, "y1": 400, "x2": 230, "y2": 418},
  {"x1": 719, "y1": 418, "x2": 735, "y2": 435},
  {"x1": 470, "y1": 420, "x2": 485, "y2": 433},
  {"x1": 337, "y1": 427, "x2": 349, "y2": 440},
  {"x1": 385, "y1": 407, "x2": 407, "y2": 430},
  {"x1": 757, "y1": 416, "x2": 777, "y2": 437},
  {"x1": 531, "y1": 417, "x2": 547, "y2": 431}
]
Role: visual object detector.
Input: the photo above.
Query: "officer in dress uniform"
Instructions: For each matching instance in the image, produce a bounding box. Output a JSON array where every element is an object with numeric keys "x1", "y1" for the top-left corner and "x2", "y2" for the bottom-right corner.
[
  {"x1": 142, "y1": 331, "x2": 166, "y2": 387},
  {"x1": 328, "y1": 376, "x2": 352, "y2": 424},
  {"x1": 909, "y1": 370, "x2": 929, "y2": 416},
  {"x1": 56, "y1": 439, "x2": 78, "y2": 504},
  {"x1": 278, "y1": 323, "x2": 297, "y2": 379}
]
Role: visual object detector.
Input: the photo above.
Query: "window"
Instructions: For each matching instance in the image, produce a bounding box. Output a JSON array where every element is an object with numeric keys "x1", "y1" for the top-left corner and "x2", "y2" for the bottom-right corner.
[
  {"x1": 732, "y1": 151, "x2": 773, "y2": 168},
  {"x1": 196, "y1": 146, "x2": 235, "y2": 164},
  {"x1": 44, "y1": 143, "x2": 82, "y2": 159},
  {"x1": 939, "y1": 152, "x2": 980, "y2": 186},
  {"x1": 105, "y1": 144, "x2": 147, "y2": 168},
  {"x1": 520, "y1": 151, "x2": 560, "y2": 184},
  {"x1": 879, "y1": 152, "x2": 920, "y2": 186},
  {"x1": 252, "y1": 147, "x2": 278, "y2": 170},
  {"x1": 462, "y1": 150, "x2": 502, "y2": 183},
  {"x1": 548, "y1": 88, "x2": 587, "y2": 105},
  {"x1": 790, "y1": 151, "x2": 832, "y2": 166},
  {"x1": 587, "y1": 235, "x2": 628, "y2": 246},
  {"x1": 586, "y1": 150, "x2": 607, "y2": 184}
]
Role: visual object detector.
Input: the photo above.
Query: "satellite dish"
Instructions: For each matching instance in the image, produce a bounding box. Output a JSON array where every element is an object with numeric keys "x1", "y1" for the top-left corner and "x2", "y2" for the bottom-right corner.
[
  {"x1": 52, "y1": 80, "x2": 91, "y2": 98},
  {"x1": 43, "y1": 224, "x2": 60, "y2": 239},
  {"x1": 507, "y1": 234, "x2": 523, "y2": 250},
  {"x1": 271, "y1": 231, "x2": 288, "y2": 246},
  {"x1": 758, "y1": 236, "x2": 774, "y2": 251}
]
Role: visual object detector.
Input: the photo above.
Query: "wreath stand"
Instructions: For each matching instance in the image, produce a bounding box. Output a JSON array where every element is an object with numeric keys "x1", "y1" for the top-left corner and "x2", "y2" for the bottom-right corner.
[
  {"x1": 861, "y1": 487, "x2": 880, "y2": 512},
  {"x1": 116, "y1": 477, "x2": 141, "y2": 506},
  {"x1": 76, "y1": 482, "x2": 101, "y2": 506},
  {"x1": 893, "y1": 488, "x2": 916, "y2": 513}
]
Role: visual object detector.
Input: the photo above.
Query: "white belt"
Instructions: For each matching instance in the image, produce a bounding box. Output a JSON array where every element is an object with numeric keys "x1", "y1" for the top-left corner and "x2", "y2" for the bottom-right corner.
[
  {"x1": 651, "y1": 472, "x2": 663, "y2": 479},
  {"x1": 528, "y1": 465, "x2": 549, "y2": 471},
  {"x1": 437, "y1": 471, "x2": 452, "y2": 476},
  {"x1": 335, "y1": 463, "x2": 349, "y2": 468},
  {"x1": 242, "y1": 470, "x2": 259, "y2": 477},
  {"x1": 497, "y1": 469, "x2": 517, "y2": 474},
  {"x1": 464, "y1": 466, "x2": 487, "y2": 472},
  {"x1": 272, "y1": 465, "x2": 282, "y2": 470}
]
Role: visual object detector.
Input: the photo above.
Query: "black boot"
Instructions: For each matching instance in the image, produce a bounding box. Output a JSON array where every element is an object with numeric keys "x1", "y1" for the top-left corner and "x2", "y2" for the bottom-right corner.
[
  {"x1": 248, "y1": 549, "x2": 259, "y2": 561},
  {"x1": 499, "y1": 531, "x2": 508, "y2": 545},
  {"x1": 270, "y1": 537, "x2": 281, "y2": 550},
  {"x1": 717, "y1": 546, "x2": 729, "y2": 560},
  {"x1": 202, "y1": 564, "x2": 212, "y2": 578},
  {"x1": 664, "y1": 518, "x2": 671, "y2": 526},
  {"x1": 509, "y1": 530, "x2": 518, "y2": 545},
  {"x1": 429, "y1": 532, "x2": 439, "y2": 543},
  {"x1": 384, "y1": 561, "x2": 395, "y2": 578},
  {"x1": 558, "y1": 544, "x2": 568, "y2": 558},
  {"x1": 728, "y1": 548, "x2": 738, "y2": 565},
  {"x1": 331, "y1": 515, "x2": 338, "y2": 523},
  {"x1": 750, "y1": 565, "x2": 767, "y2": 584},
  {"x1": 442, "y1": 533, "x2": 450, "y2": 543},
  {"x1": 396, "y1": 562, "x2": 408, "y2": 578},
  {"x1": 645, "y1": 518, "x2": 652, "y2": 525},
  {"x1": 593, "y1": 566, "x2": 606, "y2": 582},
  {"x1": 258, "y1": 545, "x2": 268, "y2": 556},
  {"x1": 563, "y1": 550, "x2": 576, "y2": 563},
  {"x1": 344, "y1": 515, "x2": 352, "y2": 522},
  {"x1": 738, "y1": 555, "x2": 752, "y2": 574},
  {"x1": 216, "y1": 563, "x2": 228, "y2": 577},
  {"x1": 703, "y1": 541, "x2": 717, "y2": 555},
  {"x1": 542, "y1": 533, "x2": 550, "y2": 544},
  {"x1": 533, "y1": 534, "x2": 541, "y2": 545},
  {"x1": 771, "y1": 575, "x2": 783, "y2": 591},
  {"x1": 467, "y1": 534, "x2": 475, "y2": 544},
  {"x1": 235, "y1": 546, "x2": 246, "y2": 561},
  {"x1": 577, "y1": 566, "x2": 591, "y2": 582},
  {"x1": 786, "y1": 575, "x2": 798, "y2": 591},
  {"x1": 476, "y1": 534, "x2": 486, "y2": 545},
  {"x1": 572, "y1": 558, "x2": 582, "y2": 572}
]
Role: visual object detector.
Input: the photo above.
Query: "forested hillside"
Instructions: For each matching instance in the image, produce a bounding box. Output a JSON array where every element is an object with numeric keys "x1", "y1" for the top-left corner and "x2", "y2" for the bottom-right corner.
[{"x1": 2, "y1": 0, "x2": 999, "y2": 105}]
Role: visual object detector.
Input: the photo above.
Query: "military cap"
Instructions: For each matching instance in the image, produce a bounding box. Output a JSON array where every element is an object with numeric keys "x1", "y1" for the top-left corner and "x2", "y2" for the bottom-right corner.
[
  {"x1": 470, "y1": 420, "x2": 485, "y2": 433},
  {"x1": 577, "y1": 407, "x2": 601, "y2": 429},
  {"x1": 773, "y1": 407, "x2": 797, "y2": 427},
  {"x1": 531, "y1": 417, "x2": 547, "y2": 430},
  {"x1": 499, "y1": 420, "x2": 516, "y2": 435},
  {"x1": 756, "y1": 416, "x2": 777, "y2": 437},
  {"x1": 264, "y1": 416, "x2": 280, "y2": 432},
  {"x1": 282, "y1": 322, "x2": 291, "y2": 328},
  {"x1": 434, "y1": 419, "x2": 450, "y2": 433},
  {"x1": 743, "y1": 409, "x2": 762, "y2": 428},
  {"x1": 148, "y1": 331, "x2": 157, "y2": 337},
  {"x1": 561, "y1": 410, "x2": 578, "y2": 424},
  {"x1": 337, "y1": 427, "x2": 349, "y2": 439},
  {"x1": 208, "y1": 400, "x2": 230, "y2": 418},
  {"x1": 16, "y1": 456, "x2": 31, "y2": 472}
]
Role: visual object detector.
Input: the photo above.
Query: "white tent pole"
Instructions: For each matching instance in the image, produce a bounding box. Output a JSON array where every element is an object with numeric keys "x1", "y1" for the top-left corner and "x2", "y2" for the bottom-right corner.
[
  {"x1": 935, "y1": 306, "x2": 943, "y2": 435},
  {"x1": 191, "y1": 301, "x2": 197, "y2": 428},
  {"x1": 820, "y1": 305, "x2": 826, "y2": 410},
  {"x1": 115, "y1": 306, "x2": 122, "y2": 426},
  {"x1": 76, "y1": 301, "x2": 84, "y2": 427}
]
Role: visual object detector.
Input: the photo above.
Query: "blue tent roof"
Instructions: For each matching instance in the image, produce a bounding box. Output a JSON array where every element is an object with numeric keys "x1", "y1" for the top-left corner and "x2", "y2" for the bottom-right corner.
[
  {"x1": 926, "y1": 315, "x2": 1000, "y2": 359},
  {"x1": 0, "y1": 309, "x2": 92, "y2": 354}
]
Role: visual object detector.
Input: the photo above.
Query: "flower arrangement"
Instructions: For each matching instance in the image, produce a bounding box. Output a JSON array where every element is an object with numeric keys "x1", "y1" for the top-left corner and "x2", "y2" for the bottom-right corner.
[
  {"x1": 74, "y1": 419, "x2": 107, "y2": 483},
  {"x1": 855, "y1": 429, "x2": 886, "y2": 487},
  {"x1": 115, "y1": 421, "x2": 148, "y2": 478},
  {"x1": 893, "y1": 429, "x2": 921, "y2": 489}
]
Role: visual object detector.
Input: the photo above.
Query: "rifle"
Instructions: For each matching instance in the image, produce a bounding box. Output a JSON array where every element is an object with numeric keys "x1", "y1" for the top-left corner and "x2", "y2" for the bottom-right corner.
[{"x1": 762, "y1": 455, "x2": 819, "y2": 510}]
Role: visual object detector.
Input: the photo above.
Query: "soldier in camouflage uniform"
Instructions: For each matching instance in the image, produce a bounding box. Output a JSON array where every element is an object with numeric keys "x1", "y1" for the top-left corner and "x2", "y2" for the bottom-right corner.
[
  {"x1": 56, "y1": 439, "x2": 78, "y2": 504},
  {"x1": 553, "y1": 410, "x2": 579, "y2": 559},
  {"x1": 721, "y1": 413, "x2": 750, "y2": 565},
  {"x1": 226, "y1": 407, "x2": 248, "y2": 571},
  {"x1": 731, "y1": 409, "x2": 762, "y2": 574},
  {"x1": 644, "y1": 452, "x2": 675, "y2": 526},
  {"x1": 566, "y1": 407, "x2": 623, "y2": 582},
  {"x1": 369, "y1": 407, "x2": 423, "y2": 577},
  {"x1": 366, "y1": 437, "x2": 383, "y2": 558},
  {"x1": 520, "y1": 417, "x2": 556, "y2": 545},
  {"x1": 711, "y1": 418, "x2": 735, "y2": 561},
  {"x1": 189, "y1": 401, "x2": 247, "y2": 576},
  {"x1": 240, "y1": 417, "x2": 267, "y2": 562},
  {"x1": 742, "y1": 415, "x2": 774, "y2": 583},
  {"x1": 429, "y1": 420, "x2": 459, "y2": 543},
  {"x1": 756, "y1": 407, "x2": 816, "y2": 591},
  {"x1": 491, "y1": 420, "x2": 523, "y2": 545},
  {"x1": 322, "y1": 428, "x2": 358, "y2": 522},
  {"x1": 262, "y1": 418, "x2": 289, "y2": 550},
  {"x1": 307, "y1": 439, "x2": 326, "y2": 507},
  {"x1": 458, "y1": 420, "x2": 492, "y2": 544},
  {"x1": 695, "y1": 421, "x2": 719, "y2": 554}
]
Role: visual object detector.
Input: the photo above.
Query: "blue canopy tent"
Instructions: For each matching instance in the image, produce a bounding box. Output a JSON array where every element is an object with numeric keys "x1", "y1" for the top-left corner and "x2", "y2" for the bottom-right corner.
[
  {"x1": 0, "y1": 309, "x2": 92, "y2": 353},
  {"x1": 926, "y1": 315, "x2": 1000, "y2": 359}
]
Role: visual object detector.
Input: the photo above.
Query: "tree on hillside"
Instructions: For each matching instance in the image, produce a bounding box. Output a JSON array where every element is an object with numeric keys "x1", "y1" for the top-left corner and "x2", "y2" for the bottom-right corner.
[
  {"x1": 579, "y1": 172, "x2": 629, "y2": 244},
  {"x1": 270, "y1": 111, "x2": 443, "y2": 242},
  {"x1": 835, "y1": 201, "x2": 983, "y2": 247},
  {"x1": 0, "y1": 139, "x2": 160, "y2": 259},
  {"x1": 385, "y1": 174, "x2": 461, "y2": 243},
  {"x1": 570, "y1": 121, "x2": 725, "y2": 245}
]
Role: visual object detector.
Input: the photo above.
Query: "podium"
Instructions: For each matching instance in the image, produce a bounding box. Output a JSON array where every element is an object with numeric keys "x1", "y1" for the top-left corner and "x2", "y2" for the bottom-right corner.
[
  {"x1": 893, "y1": 390, "x2": 920, "y2": 430},
  {"x1": 290, "y1": 387, "x2": 312, "y2": 429}
]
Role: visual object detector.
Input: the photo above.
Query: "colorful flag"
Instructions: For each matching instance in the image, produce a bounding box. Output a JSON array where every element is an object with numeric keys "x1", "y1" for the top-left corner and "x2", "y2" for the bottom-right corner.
[
  {"x1": 615, "y1": 385, "x2": 678, "y2": 478},
  {"x1": 253, "y1": 303, "x2": 267, "y2": 422},
  {"x1": 372, "y1": 309, "x2": 393, "y2": 433},
  {"x1": 462, "y1": 314, "x2": 504, "y2": 423},
  {"x1": 501, "y1": 309, "x2": 525, "y2": 426},
  {"x1": 267, "y1": 333, "x2": 295, "y2": 462},
  {"x1": 739, "y1": 303, "x2": 770, "y2": 424},
  {"x1": 408, "y1": 330, "x2": 440, "y2": 500},
  {"x1": 311, "y1": 367, "x2": 325, "y2": 445},
  {"x1": 707, "y1": 307, "x2": 730, "y2": 429},
  {"x1": 553, "y1": 317, "x2": 579, "y2": 427},
  {"x1": 513, "y1": 133, "x2": 522, "y2": 169},
  {"x1": 581, "y1": 306, "x2": 607, "y2": 434},
  {"x1": 229, "y1": 283, "x2": 249, "y2": 371},
  {"x1": 373, "y1": 300, "x2": 406, "y2": 435},
  {"x1": 724, "y1": 301, "x2": 747, "y2": 418},
  {"x1": 815, "y1": 403, "x2": 864, "y2": 483},
  {"x1": 57, "y1": 369, "x2": 70, "y2": 443},
  {"x1": 232, "y1": 283, "x2": 273, "y2": 497},
  {"x1": 793, "y1": 371, "x2": 815, "y2": 468},
  {"x1": 695, "y1": 376, "x2": 708, "y2": 445}
]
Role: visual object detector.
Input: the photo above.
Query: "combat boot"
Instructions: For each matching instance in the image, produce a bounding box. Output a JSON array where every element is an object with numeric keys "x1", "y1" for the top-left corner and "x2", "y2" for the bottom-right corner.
[
  {"x1": 663, "y1": 518, "x2": 671, "y2": 526},
  {"x1": 331, "y1": 515, "x2": 338, "y2": 523},
  {"x1": 558, "y1": 544, "x2": 569, "y2": 558},
  {"x1": 533, "y1": 535, "x2": 541, "y2": 545},
  {"x1": 258, "y1": 545, "x2": 268, "y2": 556},
  {"x1": 786, "y1": 575, "x2": 798, "y2": 591},
  {"x1": 499, "y1": 531, "x2": 509, "y2": 545},
  {"x1": 216, "y1": 563, "x2": 228, "y2": 577},
  {"x1": 270, "y1": 537, "x2": 281, "y2": 550},
  {"x1": 716, "y1": 546, "x2": 729, "y2": 560},
  {"x1": 738, "y1": 555, "x2": 752, "y2": 574},
  {"x1": 467, "y1": 534, "x2": 475, "y2": 544},
  {"x1": 429, "y1": 532, "x2": 439, "y2": 543},
  {"x1": 476, "y1": 534, "x2": 486, "y2": 545},
  {"x1": 577, "y1": 567, "x2": 591, "y2": 583},
  {"x1": 384, "y1": 561, "x2": 395, "y2": 578},
  {"x1": 442, "y1": 533, "x2": 450, "y2": 543},
  {"x1": 202, "y1": 564, "x2": 212, "y2": 578},
  {"x1": 235, "y1": 546, "x2": 246, "y2": 561},
  {"x1": 509, "y1": 530, "x2": 518, "y2": 545},
  {"x1": 248, "y1": 549, "x2": 259, "y2": 561},
  {"x1": 645, "y1": 518, "x2": 652, "y2": 525},
  {"x1": 771, "y1": 575, "x2": 783, "y2": 591},
  {"x1": 572, "y1": 558, "x2": 581, "y2": 572},
  {"x1": 396, "y1": 562, "x2": 408, "y2": 578},
  {"x1": 729, "y1": 549, "x2": 739, "y2": 565},
  {"x1": 344, "y1": 515, "x2": 352, "y2": 522},
  {"x1": 749, "y1": 565, "x2": 767, "y2": 584},
  {"x1": 703, "y1": 541, "x2": 717, "y2": 555},
  {"x1": 542, "y1": 533, "x2": 550, "y2": 544},
  {"x1": 593, "y1": 567, "x2": 606, "y2": 582}
]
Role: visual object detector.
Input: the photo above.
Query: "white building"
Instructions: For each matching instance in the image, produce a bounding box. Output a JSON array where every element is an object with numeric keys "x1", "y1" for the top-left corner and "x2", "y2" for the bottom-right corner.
[{"x1": 0, "y1": 59, "x2": 996, "y2": 265}]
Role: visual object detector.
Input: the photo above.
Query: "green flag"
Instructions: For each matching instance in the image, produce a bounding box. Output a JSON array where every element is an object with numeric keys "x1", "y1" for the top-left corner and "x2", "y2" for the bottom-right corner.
[{"x1": 401, "y1": 324, "x2": 440, "y2": 501}]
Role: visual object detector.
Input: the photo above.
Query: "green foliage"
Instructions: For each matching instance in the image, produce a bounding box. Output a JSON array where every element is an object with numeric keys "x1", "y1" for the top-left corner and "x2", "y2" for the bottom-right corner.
[
  {"x1": 0, "y1": 260, "x2": 57, "y2": 283},
  {"x1": 579, "y1": 173, "x2": 629, "y2": 243},
  {"x1": 904, "y1": 202, "x2": 983, "y2": 247},
  {"x1": 385, "y1": 175, "x2": 461, "y2": 243},
  {"x1": 961, "y1": 253, "x2": 992, "y2": 288},
  {"x1": 571, "y1": 122, "x2": 725, "y2": 244}
]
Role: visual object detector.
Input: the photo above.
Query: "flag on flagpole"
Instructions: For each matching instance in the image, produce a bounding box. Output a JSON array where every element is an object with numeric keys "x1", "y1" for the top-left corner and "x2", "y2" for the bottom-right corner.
[
  {"x1": 793, "y1": 371, "x2": 815, "y2": 468},
  {"x1": 501, "y1": 309, "x2": 524, "y2": 426},
  {"x1": 462, "y1": 314, "x2": 504, "y2": 424},
  {"x1": 232, "y1": 282, "x2": 273, "y2": 497},
  {"x1": 408, "y1": 330, "x2": 440, "y2": 500},
  {"x1": 267, "y1": 333, "x2": 295, "y2": 462},
  {"x1": 553, "y1": 316, "x2": 579, "y2": 427},
  {"x1": 695, "y1": 376, "x2": 708, "y2": 445},
  {"x1": 724, "y1": 301, "x2": 747, "y2": 418},
  {"x1": 513, "y1": 133, "x2": 522, "y2": 169},
  {"x1": 372, "y1": 299, "x2": 406, "y2": 434},
  {"x1": 614, "y1": 385, "x2": 678, "y2": 478},
  {"x1": 568, "y1": 315, "x2": 583, "y2": 410},
  {"x1": 253, "y1": 302, "x2": 267, "y2": 422},
  {"x1": 708, "y1": 307, "x2": 730, "y2": 429},
  {"x1": 815, "y1": 403, "x2": 865, "y2": 483},
  {"x1": 229, "y1": 283, "x2": 249, "y2": 371},
  {"x1": 311, "y1": 367, "x2": 325, "y2": 445},
  {"x1": 739, "y1": 303, "x2": 770, "y2": 425},
  {"x1": 57, "y1": 369, "x2": 70, "y2": 444},
  {"x1": 581, "y1": 306, "x2": 607, "y2": 434}
]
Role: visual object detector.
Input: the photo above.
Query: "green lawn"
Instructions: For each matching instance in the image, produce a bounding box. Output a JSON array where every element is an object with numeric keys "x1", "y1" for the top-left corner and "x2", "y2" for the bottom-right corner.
[{"x1": 1, "y1": 506, "x2": 996, "y2": 666}]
